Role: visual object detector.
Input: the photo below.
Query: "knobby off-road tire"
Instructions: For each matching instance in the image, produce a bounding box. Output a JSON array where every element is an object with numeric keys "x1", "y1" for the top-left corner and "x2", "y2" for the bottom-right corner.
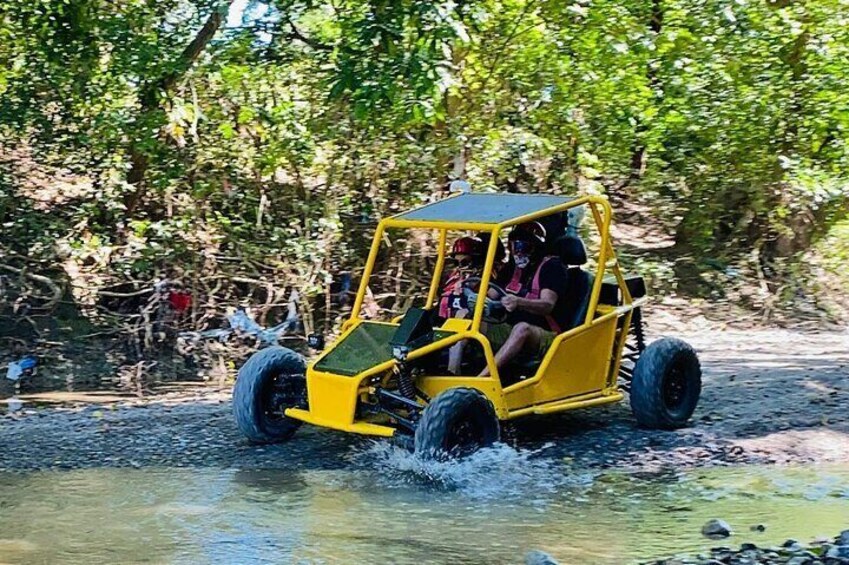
[
  {"x1": 630, "y1": 337, "x2": 701, "y2": 430},
  {"x1": 414, "y1": 387, "x2": 500, "y2": 461},
  {"x1": 233, "y1": 346, "x2": 307, "y2": 444}
]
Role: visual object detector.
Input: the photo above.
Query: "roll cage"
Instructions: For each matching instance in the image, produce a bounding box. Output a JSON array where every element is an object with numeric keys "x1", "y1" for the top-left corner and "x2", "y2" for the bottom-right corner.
[{"x1": 343, "y1": 192, "x2": 642, "y2": 385}]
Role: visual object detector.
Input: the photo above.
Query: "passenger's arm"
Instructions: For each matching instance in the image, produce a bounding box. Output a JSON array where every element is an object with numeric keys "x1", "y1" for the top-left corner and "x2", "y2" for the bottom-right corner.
[{"x1": 501, "y1": 289, "x2": 558, "y2": 315}]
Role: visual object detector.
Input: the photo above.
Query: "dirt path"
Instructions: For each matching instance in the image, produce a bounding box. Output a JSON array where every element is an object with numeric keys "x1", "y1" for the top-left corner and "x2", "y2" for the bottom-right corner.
[{"x1": 1, "y1": 321, "x2": 847, "y2": 473}]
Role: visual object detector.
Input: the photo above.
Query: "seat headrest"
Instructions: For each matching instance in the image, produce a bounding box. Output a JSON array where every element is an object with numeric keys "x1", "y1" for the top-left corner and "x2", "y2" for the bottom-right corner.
[{"x1": 553, "y1": 235, "x2": 588, "y2": 266}]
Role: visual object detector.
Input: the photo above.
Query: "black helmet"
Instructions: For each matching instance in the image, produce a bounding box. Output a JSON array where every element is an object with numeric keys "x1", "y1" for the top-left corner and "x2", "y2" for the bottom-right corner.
[
  {"x1": 475, "y1": 232, "x2": 507, "y2": 262},
  {"x1": 508, "y1": 221, "x2": 547, "y2": 246}
]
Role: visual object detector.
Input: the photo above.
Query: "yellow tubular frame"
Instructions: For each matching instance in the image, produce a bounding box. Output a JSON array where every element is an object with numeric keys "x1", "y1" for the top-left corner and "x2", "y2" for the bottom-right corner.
[{"x1": 295, "y1": 194, "x2": 644, "y2": 435}]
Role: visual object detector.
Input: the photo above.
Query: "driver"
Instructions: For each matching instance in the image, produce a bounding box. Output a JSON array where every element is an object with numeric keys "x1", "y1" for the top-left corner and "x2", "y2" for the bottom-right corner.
[{"x1": 479, "y1": 221, "x2": 570, "y2": 377}]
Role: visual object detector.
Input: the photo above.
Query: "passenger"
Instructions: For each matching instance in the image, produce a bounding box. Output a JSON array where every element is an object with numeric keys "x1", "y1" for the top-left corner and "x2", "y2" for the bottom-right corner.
[
  {"x1": 479, "y1": 221, "x2": 570, "y2": 377},
  {"x1": 437, "y1": 236, "x2": 484, "y2": 321},
  {"x1": 439, "y1": 235, "x2": 507, "y2": 375}
]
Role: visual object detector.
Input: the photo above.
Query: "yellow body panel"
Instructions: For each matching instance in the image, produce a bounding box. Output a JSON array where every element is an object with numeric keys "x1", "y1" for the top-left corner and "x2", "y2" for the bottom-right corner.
[
  {"x1": 440, "y1": 318, "x2": 472, "y2": 332},
  {"x1": 508, "y1": 390, "x2": 624, "y2": 418},
  {"x1": 301, "y1": 369, "x2": 363, "y2": 427},
  {"x1": 503, "y1": 316, "x2": 618, "y2": 412},
  {"x1": 285, "y1": 407, "x2": 396, "y2": 437},
  {"x1": 286, "y1": 194, "x2": 644, "y2": 436}
]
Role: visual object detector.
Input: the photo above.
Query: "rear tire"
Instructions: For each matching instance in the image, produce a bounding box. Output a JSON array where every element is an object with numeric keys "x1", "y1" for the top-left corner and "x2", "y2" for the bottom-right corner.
[
  {"x1": 233, "y1": 346, "x2": 307, "y2": 444},
  {"x1": 414, "y1": 388, "x2": 500, "y2": 461},
  {"x1": 630, "y1": 337, "x2": 701, "y2": 429}
]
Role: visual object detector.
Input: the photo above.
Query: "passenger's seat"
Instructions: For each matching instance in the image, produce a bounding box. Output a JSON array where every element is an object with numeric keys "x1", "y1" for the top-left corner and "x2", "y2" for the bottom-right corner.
[{"x1": 551, "y1": 235, "x2": 593, "y2": 331}]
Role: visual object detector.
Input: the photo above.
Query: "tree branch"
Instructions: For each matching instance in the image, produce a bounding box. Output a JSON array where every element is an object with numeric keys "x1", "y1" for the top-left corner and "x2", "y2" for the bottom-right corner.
[
  {"x1": 0, "y1": 263, "x2": 64, "y2": 309},
  {"x1": 285, "y1": 17, "x2": 333, "y2": 51},
  {"x1": 126, "y1": 1, "x2": 234, "y2": 214},
  {"x1": 767, "y1": 0, "x2": 799, "y2": 8}
]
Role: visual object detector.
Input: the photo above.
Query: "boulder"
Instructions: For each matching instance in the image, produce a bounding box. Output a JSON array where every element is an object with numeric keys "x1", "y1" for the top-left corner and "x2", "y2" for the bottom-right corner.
[
  {"x1": 525, "y1": 550, "x2": 559, "y2": 565},
  {"x1": 702, "y1": 519, "x2": 733, "y2": 538},
  {"x1": 838, "y1": 530, "x2": 849, "y2": 546}
]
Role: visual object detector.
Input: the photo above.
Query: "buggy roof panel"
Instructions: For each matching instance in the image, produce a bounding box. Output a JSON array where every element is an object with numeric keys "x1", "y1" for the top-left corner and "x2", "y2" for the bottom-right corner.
[{"x1": 392, "y1": 193, "x2": 573, "y2": 226}]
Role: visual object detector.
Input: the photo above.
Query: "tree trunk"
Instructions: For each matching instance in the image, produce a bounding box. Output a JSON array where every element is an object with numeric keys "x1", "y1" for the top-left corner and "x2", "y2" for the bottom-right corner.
[
  {"x1": 764, "y1": 9, "x2": 811, "y2": 259},
  {"x1": 626, "y1": 0, "x2": 664, "y2": 185},
  {"x1": 124, "y1": 2, "x2": 233, "y2": 215}
]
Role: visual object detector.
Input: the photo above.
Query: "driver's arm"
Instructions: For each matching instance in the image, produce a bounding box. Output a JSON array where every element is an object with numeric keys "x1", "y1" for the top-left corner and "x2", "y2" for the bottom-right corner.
[{"x1": 502, "y1": 289, "x2": 558, "y2": 315}]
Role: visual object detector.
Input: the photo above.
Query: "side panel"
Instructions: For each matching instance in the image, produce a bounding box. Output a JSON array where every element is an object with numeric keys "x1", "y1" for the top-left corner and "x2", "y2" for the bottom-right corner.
[{"x1": 504, "y1": 316, "x2": 618, "y2": 410}]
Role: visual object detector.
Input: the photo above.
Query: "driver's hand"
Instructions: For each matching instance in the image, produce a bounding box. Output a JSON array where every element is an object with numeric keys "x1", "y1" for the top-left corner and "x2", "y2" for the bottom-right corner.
[{"x1": 501, "y1": 294, "x2": 520, "y2": 312}]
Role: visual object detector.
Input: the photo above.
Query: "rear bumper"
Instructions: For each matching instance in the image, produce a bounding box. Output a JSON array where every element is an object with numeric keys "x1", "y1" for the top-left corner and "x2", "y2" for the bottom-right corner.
[{"x1": 284, "y1": 407, "x2": 396, "y2": 437}]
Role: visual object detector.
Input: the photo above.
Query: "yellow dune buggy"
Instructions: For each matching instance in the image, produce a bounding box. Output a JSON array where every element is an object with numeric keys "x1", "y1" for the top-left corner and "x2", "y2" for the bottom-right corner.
[{"x1": 233, "y1": 193, "x2": 701, "y2": 459}]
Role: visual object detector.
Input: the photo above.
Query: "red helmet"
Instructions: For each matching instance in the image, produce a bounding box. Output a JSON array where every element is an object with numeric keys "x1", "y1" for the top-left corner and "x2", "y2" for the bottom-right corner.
[
  {"x1": 508, "y1": 221, "x2": 547, "y2": 246},
  {"x1": 451, "y1": 236, "x2": 483, "y2": 257}
]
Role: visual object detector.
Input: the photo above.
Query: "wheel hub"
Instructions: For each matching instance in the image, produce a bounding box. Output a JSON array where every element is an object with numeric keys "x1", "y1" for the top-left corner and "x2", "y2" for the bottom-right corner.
[
  {"x1": 263, "y1": 373, "x2": 305, "y2": 422},
  {"x1": 662, "y1": 365, "x2": 686, "y2": 409}
]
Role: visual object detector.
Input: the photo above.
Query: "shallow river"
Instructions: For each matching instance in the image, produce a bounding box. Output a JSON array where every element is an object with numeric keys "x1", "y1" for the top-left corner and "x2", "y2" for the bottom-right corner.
[{"x1": 1, "y1": 444, "x2": 847, "y2": 564}]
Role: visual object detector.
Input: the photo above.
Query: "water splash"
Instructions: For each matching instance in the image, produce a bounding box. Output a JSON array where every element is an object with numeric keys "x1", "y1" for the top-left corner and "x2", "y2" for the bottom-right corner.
[{"x1": 346, "y1": 440, "x2": 595, "y2": 500}]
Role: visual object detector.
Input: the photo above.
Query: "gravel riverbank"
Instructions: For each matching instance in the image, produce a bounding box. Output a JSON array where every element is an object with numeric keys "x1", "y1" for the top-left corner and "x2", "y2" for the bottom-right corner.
[
  {"x1": 644, "y1": 530, "x2": 849, "y2": 565},
  {"x1": 1, "y1": 325, "x2": 848, "y2": 472}
]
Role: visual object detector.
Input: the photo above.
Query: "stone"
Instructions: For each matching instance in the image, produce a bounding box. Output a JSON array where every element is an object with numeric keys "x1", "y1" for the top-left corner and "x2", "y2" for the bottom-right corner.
[
  {"x1": 525, "y1": 550, "x2": 559, "y2": 565},
  {"x1": 740, "y1": 543, "x2": 758, "y2": 551},
  {"x1": 784, "y1": 539, "x2": 801, "y2": 548},
  {"x1": 785, "y1": 557, "x2": 810, "y2": 565},
  {"x1": 838, "y1": 530, "x2": 849, "y2": 546},
  {"x1": 750, "y1": 524, "x2": 766, "y2": 532},
  {"x1": 784, "y1": 542, "x2": 805, "y2": 553},
  {"x1": 702, "y1": 519, "x2": 733, "y2": 538}
]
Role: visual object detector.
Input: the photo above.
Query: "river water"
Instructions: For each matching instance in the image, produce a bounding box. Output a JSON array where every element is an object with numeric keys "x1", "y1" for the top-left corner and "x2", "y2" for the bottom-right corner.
[{"x1": 1, "y1": 442, "x2": 847, "y2": 564}]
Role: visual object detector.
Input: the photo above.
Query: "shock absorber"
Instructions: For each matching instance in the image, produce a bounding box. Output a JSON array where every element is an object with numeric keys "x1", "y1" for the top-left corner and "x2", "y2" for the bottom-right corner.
[
  {"x1": 395, "y1": 362, "x2": 417, "y2": 400},
  {"x1": 632, "y1": 306, "x2": 646, "y2": 353}
]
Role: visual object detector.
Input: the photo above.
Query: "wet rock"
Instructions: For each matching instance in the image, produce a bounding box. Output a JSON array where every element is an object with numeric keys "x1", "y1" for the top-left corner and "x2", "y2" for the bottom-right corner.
[
  {"x1": 825, "y1": 545, "x2": 849, "y2": 559},
  {"x1": 740, "y1": 543, "x2": 758, "y2": 551},
  {"x1": 647, "y1": 529, "x2": 849, "y2": 565},
  {"x1": 702, "y1": 519, "x2": 733, "y2": 538},
  {"x1": 750, "y1": 524, "x2": 767, "y2": 532},
  {"x1": 838, "y1": 531, "x2": 849, "y2": 546},
  {"x1": 784, "y1": 541, "x2": 805, "y2": 553},
  {"x1": 525, "y1": 550, "x2": 559, "y2": 565}
]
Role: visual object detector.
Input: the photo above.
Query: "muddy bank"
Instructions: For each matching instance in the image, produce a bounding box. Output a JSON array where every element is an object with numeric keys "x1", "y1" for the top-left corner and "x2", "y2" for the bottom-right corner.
[{"x1": 1, "y1": 324, "x2": 848, "y2": 472}]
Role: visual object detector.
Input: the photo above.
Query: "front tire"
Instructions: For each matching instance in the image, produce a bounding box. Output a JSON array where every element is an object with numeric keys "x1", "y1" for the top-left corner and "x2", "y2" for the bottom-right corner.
[
  {"x1": 630, "y1": 337, "x2": 701, "y2": 429},
  {"x1": 414, "y1": 388, "x2": 500, "y2": 461},
  {"x1": 233, "y1": 346, "x2": 307, "y2": 444}
]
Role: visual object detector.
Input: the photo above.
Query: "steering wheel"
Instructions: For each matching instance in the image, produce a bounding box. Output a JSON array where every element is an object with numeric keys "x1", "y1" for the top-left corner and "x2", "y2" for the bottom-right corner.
[{"x1": 461, "y1": 277, "x2": 509, "y2": 324}]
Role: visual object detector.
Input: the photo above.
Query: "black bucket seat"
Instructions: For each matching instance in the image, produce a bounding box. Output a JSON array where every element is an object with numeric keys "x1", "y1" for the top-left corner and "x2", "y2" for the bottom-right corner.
[{"x1": 550, "y1": 234, "x2": 593, "y2": 331}]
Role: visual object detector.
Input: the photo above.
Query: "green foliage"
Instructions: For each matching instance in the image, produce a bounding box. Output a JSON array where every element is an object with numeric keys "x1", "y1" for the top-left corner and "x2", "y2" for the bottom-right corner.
[{"x1": 1, "y1": 0, "x2": 847, "y2": 330}]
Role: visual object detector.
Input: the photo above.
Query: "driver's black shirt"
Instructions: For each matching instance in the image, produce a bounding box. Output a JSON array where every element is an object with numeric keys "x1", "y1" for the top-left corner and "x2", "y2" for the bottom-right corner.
[{"x1": 507, "y1": 257, "x2": 570, "y2": 331}]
